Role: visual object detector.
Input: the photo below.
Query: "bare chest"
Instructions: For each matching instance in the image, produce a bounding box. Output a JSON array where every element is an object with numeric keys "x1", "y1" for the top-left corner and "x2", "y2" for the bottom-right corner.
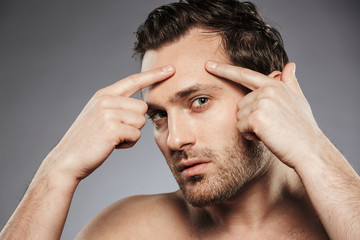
[{"x1": 166, "y1": 219, "x2": 329, "y2": 240}]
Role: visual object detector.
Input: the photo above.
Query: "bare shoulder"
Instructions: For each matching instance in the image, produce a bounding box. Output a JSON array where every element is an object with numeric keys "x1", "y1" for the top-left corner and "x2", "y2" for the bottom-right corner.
[{"x1": 76, "y1": 191, "x2": 193, "y2": 239}]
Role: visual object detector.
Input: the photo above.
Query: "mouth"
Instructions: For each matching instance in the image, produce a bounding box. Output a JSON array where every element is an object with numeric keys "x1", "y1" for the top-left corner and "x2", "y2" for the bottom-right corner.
[{"x1": 178, "y1": 159, "x2": 210, "y2": 178}]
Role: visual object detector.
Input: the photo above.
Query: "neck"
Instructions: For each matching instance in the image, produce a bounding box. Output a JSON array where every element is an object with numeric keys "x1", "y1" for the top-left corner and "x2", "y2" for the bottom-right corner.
[{"x1": 189, "y1": 157, "x2": 309, "y2": 232}]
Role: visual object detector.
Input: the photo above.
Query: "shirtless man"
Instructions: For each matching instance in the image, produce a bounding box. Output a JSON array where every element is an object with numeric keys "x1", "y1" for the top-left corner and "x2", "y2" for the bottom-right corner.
[{"x1": 1, "y1": 0, "x2": 359, "y2": 239}]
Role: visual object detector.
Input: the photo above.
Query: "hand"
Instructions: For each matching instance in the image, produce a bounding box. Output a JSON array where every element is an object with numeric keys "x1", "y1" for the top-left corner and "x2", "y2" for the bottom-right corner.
[
  {"x1": 205, "y1": 61, "x2": 324, "y2": 168},
  {"x1": 47, "y1": 66, "x2": 175, "y2": 181}
]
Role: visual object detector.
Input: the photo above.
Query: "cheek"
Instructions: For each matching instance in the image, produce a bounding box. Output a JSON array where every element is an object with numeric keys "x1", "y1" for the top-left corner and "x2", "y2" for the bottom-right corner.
[
  {"x1": 196, "y1": 101, "x2": 239, "y2": 143},
  {"x1": 153, "y1": 130, "x2": 175, "y2": 168},
  {"x1": 153, "y1": 129, "x2": 168, "y2": 155}
]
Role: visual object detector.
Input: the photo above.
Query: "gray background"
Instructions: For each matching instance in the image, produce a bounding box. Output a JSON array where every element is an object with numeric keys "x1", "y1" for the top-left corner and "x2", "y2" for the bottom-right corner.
[{"x1": 1, "y1": 0, "x2": 359, "y2": 239}]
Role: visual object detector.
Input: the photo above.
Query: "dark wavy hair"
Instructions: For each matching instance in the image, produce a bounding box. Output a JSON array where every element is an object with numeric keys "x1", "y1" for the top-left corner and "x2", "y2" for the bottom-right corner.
[{"x1": 134, "y1": 0, "x2": 288, "y2": 75}]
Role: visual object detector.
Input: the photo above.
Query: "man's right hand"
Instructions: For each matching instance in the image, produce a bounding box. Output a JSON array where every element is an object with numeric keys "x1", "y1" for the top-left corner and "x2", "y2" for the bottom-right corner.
[
  {"x1": 44, "y1": 65, "x2": 175, "y2": 182},
  {"x1": 0, "y1": 66, "x2": 175, "y2": 240}
]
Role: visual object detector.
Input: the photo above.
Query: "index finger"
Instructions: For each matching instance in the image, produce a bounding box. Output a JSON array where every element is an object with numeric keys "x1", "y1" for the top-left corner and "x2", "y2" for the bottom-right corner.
[
  {"x1": 205, "y1": 61, "x2": 269, "y2": 90},
  {"x1": 107, "y1": 65, "x2": 175, "y2": 97}
]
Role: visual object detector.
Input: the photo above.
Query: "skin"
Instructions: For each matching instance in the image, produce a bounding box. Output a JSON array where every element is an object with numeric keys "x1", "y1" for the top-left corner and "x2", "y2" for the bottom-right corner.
[
  {"x1": 1, "y1": 28, "x2": 360, "y2": 240},
  {"x1": 0, "y1": 65, "x2": 176, "y2": 239},
  {"x1": 143, "y1": 32, "x2": 272, "y2": 208},
  {"x1": 79, "y1": 29, "x2": 331, "y2": 239}
]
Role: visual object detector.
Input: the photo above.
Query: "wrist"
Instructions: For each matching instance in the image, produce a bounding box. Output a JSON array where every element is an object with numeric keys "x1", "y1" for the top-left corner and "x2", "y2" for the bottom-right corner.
[
  {"x1": 32, "y1": 148, "x2": 81, "y2": 194},
  {"x1": 293, "y1": 133, "x2": 343, "y2": 179}
]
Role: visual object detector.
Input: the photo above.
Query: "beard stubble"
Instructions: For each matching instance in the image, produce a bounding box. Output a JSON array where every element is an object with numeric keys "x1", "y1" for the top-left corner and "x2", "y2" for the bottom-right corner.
[{"x1": 167, "y1": 135, "x2": 270, "y2": 207}]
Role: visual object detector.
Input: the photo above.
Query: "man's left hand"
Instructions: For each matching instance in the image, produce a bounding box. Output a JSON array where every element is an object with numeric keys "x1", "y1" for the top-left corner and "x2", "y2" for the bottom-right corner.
[{"x1": 205, "y1": 61, "x2": 325, "y2": 169}]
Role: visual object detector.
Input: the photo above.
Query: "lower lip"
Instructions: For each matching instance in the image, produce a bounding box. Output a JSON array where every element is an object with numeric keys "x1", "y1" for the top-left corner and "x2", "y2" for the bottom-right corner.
[{"x1": 181, "y1": 163, "x2": 209, "y2": 178}]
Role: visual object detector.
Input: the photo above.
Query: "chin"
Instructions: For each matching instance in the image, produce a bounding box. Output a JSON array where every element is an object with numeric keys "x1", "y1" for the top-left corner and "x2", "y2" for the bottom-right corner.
[{"x1": 179, "y1": 173, "x2": 245, "y2": 208}]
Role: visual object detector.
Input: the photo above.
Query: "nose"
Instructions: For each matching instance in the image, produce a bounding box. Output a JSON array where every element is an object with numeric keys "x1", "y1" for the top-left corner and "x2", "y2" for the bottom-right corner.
[{"x1": 167, "y1": 112, "x2": 196, "y2": 151}]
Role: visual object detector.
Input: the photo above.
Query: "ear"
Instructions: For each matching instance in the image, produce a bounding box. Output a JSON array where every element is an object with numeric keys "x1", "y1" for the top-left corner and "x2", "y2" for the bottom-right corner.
[{"x1": 268, "y1": 70, "x2": 282, "y2": 80}]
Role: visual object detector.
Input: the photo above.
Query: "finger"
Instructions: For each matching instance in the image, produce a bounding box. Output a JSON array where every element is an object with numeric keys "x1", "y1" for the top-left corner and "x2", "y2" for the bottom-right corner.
[
  {"x1": 236, "y1": 115, "x2": 260, "y2": 142},
  {"x1": 236, "y1": 94, "x2": 261, "y2": 142},
  {"x1": 236, "y1": 89, "x2": 259, "y2": 114},
  {"x1": 242, "y1": 132, "x2": 261, "y2": 142},
  {"x1": 104, "y1": 65, "x2": 175, "y2": 97},
  {"x1": 115, "y1": 110, "x2": 146, "y2": 129},
  {"x1": 205, "y1": 61, "x2": 269, "y2": 90},
  {"x1": 115, "y1": 97, "x2": 148, "y2": 115},
  {"x1": 115, "y1": 125, "x2": 141, "y2": 149},
  {"x1": 280, "y1": 62, "x2": 306, "y2": 99},
  {"x1": 95, "y1": 95, "x2": 149, "y2": 114}
]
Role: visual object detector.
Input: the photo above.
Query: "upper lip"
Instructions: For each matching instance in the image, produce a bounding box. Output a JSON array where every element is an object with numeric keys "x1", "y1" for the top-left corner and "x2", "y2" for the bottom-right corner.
[{"x1": 178, "y1": 159, "x2": 210, "y2": 172}]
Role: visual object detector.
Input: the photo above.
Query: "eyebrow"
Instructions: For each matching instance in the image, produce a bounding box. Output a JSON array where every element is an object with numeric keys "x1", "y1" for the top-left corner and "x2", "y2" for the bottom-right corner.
[
  {"x1": 170, "y1": 84, "x2": 222, "y2": 103},
  {"x1": 146, "y1": 84, "x2": 222, "y2": 112}
]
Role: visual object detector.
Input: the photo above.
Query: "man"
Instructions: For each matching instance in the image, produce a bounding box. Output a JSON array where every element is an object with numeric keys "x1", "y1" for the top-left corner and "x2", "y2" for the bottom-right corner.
[{"x1": 1, "y1": 0, "x2": 359, "y2": 239}]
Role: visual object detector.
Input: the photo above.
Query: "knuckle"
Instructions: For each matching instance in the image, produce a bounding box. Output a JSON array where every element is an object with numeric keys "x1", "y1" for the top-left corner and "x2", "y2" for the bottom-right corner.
[
  {"x1": 151, "y1": 67, "x2": 162, "y2": 75},
  {"x1": 249, "y1": 109, "x2": 271, "y2": 133},
  {"x1": 104, "y1": 120, "x2": 118, "y2": 134},
  {"x1": 94, "y1": 88, "x2": 107, "y2": 97},
  {"x1": 126, "y1": 127, "x2": 141, "y2": 142},
  {"x1": 127, "y1": 73, "x2": 141, "y2": 85},
  {"x1": 249, "y1": 110, "x2": 265, "y2": 129},
  {"x1": 96, "y1": 95, "x2": 112, "y2": 108},
  {"x1": 257, "y1": 97, "x2": 271, "y2": 109},
  {"x1": 262, "y1": 85, "x2": 277, "y2": 97},
  {"x1": 138, "y1": 115, "x2": 146, "y2": 128},
  {"x1": 139, "y1": 101, "x2": 148, "y2": 113},
  {"x1": 100, "y1": 108, "x2": 114, "y2": 122},
  {"x1": 236, "y1": 110, "x2": 244, "y2": 121},
  {"x1": 133, "y1": 128, "x2": 141, "y2": 139}
]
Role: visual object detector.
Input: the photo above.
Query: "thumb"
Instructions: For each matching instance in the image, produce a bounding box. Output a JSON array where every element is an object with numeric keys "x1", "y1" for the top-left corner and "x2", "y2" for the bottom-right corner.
[{"x1": 281, "y1": 62, "x2": 305, "y2": 99}]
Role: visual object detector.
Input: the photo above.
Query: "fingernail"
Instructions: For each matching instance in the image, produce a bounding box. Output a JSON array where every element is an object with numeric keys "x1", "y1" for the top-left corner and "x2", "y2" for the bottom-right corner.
[
  {"x1": 206, "y1": 61, "x2": 217, "y2": 69},
  {"x1": 162, "y1": 65, "x2": 174, "y2": 73}
]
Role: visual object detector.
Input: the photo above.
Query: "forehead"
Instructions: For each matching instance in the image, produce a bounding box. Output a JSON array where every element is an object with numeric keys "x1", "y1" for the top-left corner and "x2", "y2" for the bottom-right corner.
[{"x1": 141, "y1": 28, "x2": 230, "y2": 102}]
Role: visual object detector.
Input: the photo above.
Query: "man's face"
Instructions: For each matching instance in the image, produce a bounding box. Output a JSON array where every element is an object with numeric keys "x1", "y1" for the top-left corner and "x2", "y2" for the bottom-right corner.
[{"x1": 141, "y1": 28, "x2": 269, "y2": 207}]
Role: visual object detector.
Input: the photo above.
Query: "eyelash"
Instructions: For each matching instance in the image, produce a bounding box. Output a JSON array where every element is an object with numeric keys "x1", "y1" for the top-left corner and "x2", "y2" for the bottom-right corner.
[
  {"x1": 148, "y1": 110, "x2": 167, "y2": 121},
  {"x1": 148, "y1": 96, "x2": 210, "y2": 122},
  {"x1": 191, "y1": 96, "x2": 210, "y2": 111}
]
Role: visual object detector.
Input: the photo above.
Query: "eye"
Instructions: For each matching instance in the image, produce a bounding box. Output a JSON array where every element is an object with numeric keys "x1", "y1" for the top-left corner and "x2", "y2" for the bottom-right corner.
[
  {"x1": 149, "y1": 110, "x2": 167, "y2": 121},
  {"x1": 192, "y1": 97, "x2": 209, "y2": 107},
  {"x1": 190, "y1": 96, "x2": 211, "y2": 112}
]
